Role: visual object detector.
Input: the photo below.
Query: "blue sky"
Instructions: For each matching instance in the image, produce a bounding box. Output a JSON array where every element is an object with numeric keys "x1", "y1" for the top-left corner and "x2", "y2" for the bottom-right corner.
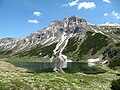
[{"x1": 0, "y1": 0, "x2": 120, "y2": 38}]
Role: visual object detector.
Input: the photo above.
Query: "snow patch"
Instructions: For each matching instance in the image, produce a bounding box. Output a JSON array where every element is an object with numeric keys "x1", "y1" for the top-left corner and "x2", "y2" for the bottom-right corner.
[
  {"x1": 50, "y1": 32, "x2": 73, "y2": 72},
  {"x1": 102, "y1": 60, "x2": 108, "y2": 64},
  {"x1": 87, "y1": 58, "x2": 99, "y2": 63},
  {"x1": 99, "y1": 22, "x2": 120, "y2": 27},
  {"x1": 87, "y1": 58, "x2": 100, "y2": 66}
]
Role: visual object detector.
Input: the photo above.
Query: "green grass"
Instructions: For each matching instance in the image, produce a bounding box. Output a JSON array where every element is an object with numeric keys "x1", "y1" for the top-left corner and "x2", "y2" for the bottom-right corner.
[
  {"x1": 0, "y1": 60, "x2": 120, "y2": 90},
  {"x1": 0, "y1": 70, "x2": 119, "y2": 90}
]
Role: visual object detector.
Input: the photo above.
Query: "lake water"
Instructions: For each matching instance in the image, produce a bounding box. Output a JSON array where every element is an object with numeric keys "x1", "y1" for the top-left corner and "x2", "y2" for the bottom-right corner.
[{"x1": 11, "y1": 61, "x2": 105, "y2": 74}]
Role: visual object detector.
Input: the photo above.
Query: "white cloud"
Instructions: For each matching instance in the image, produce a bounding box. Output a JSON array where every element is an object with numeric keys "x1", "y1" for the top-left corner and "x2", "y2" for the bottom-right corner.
[
  {"x1": 34, "y1": 12, "x2": 43, "y2": 16},
  {"x1": 103, "y1": 0, "x2": 111, "y2": 3},
  {"x1": 28, "y1": 19, "x2": 39, "y2": 24},
  {"x1": 62, "y1": 1, "x2": 96, "y2": 10},
  {"x1": 62, "y1": 0, "x2": 79, "y2": 7},
  {"x1": 68, "y1": 0, "x2": 79, "y2": 7},
  {"x1": 104, "y1": 11, "x2": 120, "y2": 19},
  {"x1": 112, "y1": 11, "x2": 120, "y2": 19},
  {"x1": 78, "y1": 2, "x2": 96, "y2": 10},
  {"x1": 62, "y1": 4, "x2": 68, "y2": 7},
  {"x1": 104, "y1": 13, "x2": 109, "y2": 16}
]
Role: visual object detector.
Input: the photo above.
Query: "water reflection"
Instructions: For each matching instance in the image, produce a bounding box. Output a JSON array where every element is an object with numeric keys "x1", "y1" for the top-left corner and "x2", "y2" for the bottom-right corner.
[{"x1": 11, "y1": 61, "x2": 105, "y2": 74}]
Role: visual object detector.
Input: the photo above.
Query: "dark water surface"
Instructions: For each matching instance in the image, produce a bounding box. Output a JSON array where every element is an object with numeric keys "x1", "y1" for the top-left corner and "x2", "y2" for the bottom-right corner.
[{"x1": 11, "y1": 61, "x2": 105, "y2": 74}]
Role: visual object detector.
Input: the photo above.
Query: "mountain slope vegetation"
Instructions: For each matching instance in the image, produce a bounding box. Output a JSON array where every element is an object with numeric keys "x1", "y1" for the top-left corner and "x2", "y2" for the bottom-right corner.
[{"x1": 63, "y1": 31, "x2": 113, "y2": 61}]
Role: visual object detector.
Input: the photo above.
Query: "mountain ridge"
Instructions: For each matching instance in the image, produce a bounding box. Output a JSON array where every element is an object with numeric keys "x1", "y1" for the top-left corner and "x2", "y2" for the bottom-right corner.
[{"x1": 0, "y1": 16, "x2": 120, "y2": 63}]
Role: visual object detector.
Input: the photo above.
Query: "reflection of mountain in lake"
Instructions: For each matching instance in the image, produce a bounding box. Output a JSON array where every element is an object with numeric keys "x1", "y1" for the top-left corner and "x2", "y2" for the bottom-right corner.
[{"x1": 11, "y1": 61, "x2": 105, "y2": 74}]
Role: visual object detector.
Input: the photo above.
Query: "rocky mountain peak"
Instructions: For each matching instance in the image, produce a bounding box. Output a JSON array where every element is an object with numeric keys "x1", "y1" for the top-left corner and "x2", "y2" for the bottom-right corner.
[
  {"x1": 99, "y1": 22, "x2": 120, "y2": 27},
  {"x1": 50, "y1": 16, "x2": 87, "y2": 28},
  {"x1": 68, "y1": 15, "x2": 85, "y2": 22}
]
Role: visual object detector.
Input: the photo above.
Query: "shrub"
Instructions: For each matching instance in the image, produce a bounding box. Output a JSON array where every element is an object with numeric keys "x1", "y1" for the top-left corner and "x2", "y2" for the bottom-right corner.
[
  {"x1": 111, "y1": 79, "x2": 120, "y2": 90},
  {"x1": 108, "y1": 54, "x2": 120, "y2": 68}
]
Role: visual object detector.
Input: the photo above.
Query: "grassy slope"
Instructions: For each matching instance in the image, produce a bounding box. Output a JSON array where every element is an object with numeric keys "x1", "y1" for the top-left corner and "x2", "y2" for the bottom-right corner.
[
  {"x1": 63, "y1": 36, "x2": 80, "y2": 60},
  {"x1": 5, "y1": 57, "x2": 49, "y2": 62},
  {"x1": 0, "y1": 60, "x2": 119, "y2": 90},
  {"x1": 0, "y1": 60, "x2": 27, "y2": 73},
  {"x1": 106, "y1": 43, "x2": 120, "y2": 70},
  {"x1": 0, "y1": 49, "x2": 12, "y2": 55},
  {"x1": 77, "y1": 31, "x2": 110, "y2": 59},
  {"x1": 16, "y1": 43, "x2": 57, "y2": 58},
  {"x1": 63, "y1": 31, "x2": 112, "y2": 61}
]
